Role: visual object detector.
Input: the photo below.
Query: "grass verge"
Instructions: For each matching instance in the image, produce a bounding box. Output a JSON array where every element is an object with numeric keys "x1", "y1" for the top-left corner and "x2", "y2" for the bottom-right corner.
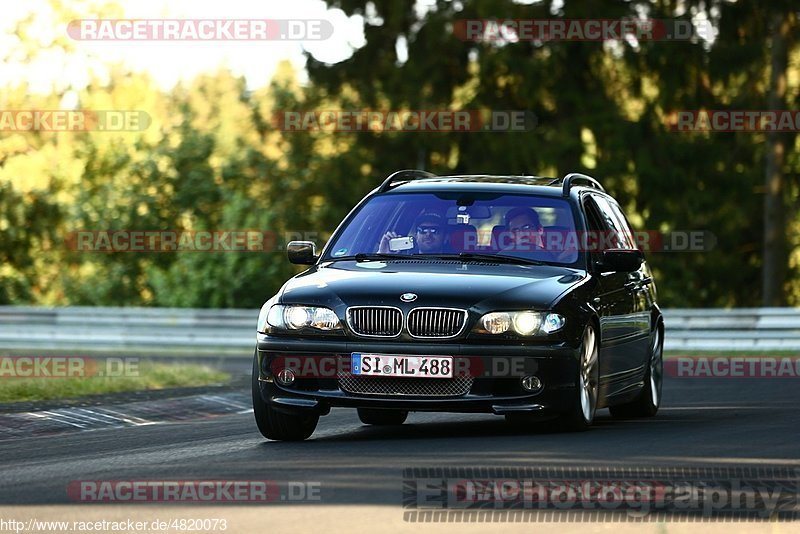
[{"x1": 0, "y1": 362, "x2": 230, "y2": 403}]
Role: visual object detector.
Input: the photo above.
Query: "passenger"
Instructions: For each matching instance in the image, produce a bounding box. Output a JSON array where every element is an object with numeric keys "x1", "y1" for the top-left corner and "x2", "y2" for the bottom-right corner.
[{"x1": 505, "y1": 207, "x2": 545, "y2": 251}]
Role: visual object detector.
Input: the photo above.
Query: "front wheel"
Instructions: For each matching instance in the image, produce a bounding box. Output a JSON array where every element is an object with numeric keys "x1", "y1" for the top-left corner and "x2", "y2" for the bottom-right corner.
[
  {"x1": 609, "y1": 326, "x2": 663, "y2": 419},
  {"x1": 557, "y1": 325, "x2": 599, "y2": 432},
  {"x1": 252, "y1": 353, "x2": 318, "y2": 441},
  {"x1": 357, "y1": 408, "x2": 408, "y2": 425}
]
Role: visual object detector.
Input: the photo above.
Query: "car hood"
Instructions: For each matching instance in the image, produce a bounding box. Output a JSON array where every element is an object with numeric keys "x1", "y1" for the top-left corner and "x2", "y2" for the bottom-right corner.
[{"x1": 278, "y1": 260, "x2": 586, "y2": 312}]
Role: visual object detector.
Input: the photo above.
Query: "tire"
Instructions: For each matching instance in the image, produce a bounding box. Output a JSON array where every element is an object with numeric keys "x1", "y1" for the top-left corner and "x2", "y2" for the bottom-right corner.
[
  {"x1": 252, "y1": 353, "x2": 318, "y2": 441},
  {"x1": 357, "y1": 408, "x2": 408, "y2": 425},
  {"x1": 609, "y1": 326, "x2": 663, "y2": 419},
  {"x1": 557, "y1": 324, "x2": 599, "y2": 432}
]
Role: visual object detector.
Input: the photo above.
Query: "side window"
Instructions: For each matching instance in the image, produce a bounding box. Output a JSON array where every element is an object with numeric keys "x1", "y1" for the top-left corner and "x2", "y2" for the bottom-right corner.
[
  {"x1": 582, "y1": 197, "x2": 604, "y2": 234},
  {"x1": 606, "y1": 201, "x2": 639, "y2": 251},
  {"x1": 590, "y1": 195, "x2": 635, "y2": 250},
  {"x1": 583, "y1": 196, "x2": 620, "y2": 252}
]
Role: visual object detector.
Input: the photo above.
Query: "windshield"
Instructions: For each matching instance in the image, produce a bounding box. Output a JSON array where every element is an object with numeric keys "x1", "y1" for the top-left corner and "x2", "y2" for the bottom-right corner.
[{"x1": 323, "y1": 192, "x2": 581, "y2": 265}]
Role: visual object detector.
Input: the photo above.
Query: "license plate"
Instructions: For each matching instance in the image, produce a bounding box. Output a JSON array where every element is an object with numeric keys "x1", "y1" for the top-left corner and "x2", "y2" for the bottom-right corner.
[{"x1": 351, "y1": 353, "x2": 453, "y2": 378}]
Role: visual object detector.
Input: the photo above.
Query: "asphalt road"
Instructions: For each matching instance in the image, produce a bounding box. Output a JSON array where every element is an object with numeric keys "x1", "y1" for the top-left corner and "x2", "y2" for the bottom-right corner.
[{"x1": 0, "y1": 373, "x2": 797, "y2": 509}]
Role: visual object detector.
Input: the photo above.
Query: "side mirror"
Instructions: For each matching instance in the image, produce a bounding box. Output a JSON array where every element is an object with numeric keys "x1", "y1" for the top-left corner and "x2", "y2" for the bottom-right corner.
[
  {"x1": 287, "y1": 241, "x2": 318, "y2": 265},
  {"x1": 598, "y1": 249, "x2": 643, "y2": 273}
]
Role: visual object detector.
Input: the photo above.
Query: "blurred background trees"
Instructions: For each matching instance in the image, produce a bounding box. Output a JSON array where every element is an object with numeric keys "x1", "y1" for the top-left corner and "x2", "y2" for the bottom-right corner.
[{"x1": 1, "y1": 0, "x2": 798, "y2": 308}]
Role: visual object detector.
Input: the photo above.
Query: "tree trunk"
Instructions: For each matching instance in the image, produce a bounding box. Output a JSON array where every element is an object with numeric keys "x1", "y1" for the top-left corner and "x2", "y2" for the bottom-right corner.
[{"x1": 762, "y1": 12, "x2": 790, "y2": 306}]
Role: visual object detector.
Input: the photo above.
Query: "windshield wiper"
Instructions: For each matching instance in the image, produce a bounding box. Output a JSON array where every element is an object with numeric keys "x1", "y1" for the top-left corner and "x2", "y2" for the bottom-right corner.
[
  {"x1": 328, "y1": 252, "x2": 544, "y2": 266},
  {"x1": 327, "y1": 253, "x2": 407, "y2": 262},
  {"x1": 428, "y1": 253, "x2": 545, "y2": 266}
]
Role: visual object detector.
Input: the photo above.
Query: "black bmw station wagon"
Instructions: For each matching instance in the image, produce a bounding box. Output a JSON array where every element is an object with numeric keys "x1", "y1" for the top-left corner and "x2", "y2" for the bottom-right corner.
[{"x1": 253, "y1": 171, "x2": 663, "y2": 440}]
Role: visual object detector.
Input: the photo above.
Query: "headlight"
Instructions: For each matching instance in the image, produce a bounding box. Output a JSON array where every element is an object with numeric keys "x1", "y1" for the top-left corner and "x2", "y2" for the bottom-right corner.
[
  {"x1": 513, "y1": 311, "x2": 541, "y2": 336},
  {"x1": 474, "y1": 311, "x2": 565, "y2": 336},
  {"x1": 262, "y1": 304, "x2": 341, "y2": 331},
  {"x1": 285, "y1": 306, "x2": 311, "y2": 329},
  {"x1": 257, "y1": 302, "x2": 273, "y2": 332},
  {"x1": 541, "y1": 312, "x2": 566, "y2": 334}
]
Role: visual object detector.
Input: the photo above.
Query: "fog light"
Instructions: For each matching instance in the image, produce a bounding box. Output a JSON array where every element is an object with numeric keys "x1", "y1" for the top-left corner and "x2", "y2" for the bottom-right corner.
[
  {"x1": 521, "y1": 375, "x2": 543, "y2": 392},
  {"x1": 276, "y1": 368, "x2": 296, "y2": 386}
]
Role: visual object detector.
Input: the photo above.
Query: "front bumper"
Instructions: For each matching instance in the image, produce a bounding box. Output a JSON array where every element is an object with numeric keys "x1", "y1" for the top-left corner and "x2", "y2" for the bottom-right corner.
[{"x1": 255, "y1": 334, "x2": 581, "y2": 416}]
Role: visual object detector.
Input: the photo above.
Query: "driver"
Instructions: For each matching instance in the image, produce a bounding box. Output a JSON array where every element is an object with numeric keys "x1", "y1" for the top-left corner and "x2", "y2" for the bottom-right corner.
[{"x1": 378, "y1": 212, "x2": 446, "y2": 254}]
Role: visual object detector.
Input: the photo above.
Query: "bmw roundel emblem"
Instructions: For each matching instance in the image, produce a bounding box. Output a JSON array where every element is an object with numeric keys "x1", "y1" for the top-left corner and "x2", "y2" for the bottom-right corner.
[{"x1": 400, "y1": 292, "x2": 418, "y2": 302}]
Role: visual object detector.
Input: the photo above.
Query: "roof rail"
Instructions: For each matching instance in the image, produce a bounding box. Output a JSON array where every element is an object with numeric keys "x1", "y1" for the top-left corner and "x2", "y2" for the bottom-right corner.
[
  {"x1": 561, "y1": 172, "x2": 604, "y2": 197},
  {"x1": 378, "y1": 169, "x2": 436, "y2": 192}
]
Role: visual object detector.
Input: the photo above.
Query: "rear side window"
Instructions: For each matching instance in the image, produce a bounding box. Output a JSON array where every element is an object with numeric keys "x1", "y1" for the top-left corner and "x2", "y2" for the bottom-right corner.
[
  {"x1": 589, "y1": 195, "x2": 637, "y2": 250},
  {"x1": 605, "y1": 200, "x2": 640, "y2": 251}
]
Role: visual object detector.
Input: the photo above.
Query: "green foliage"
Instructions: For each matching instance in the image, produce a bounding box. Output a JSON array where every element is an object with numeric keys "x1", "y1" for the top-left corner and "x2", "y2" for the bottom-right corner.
[
  {"x1": 0, "y1": 1, "x2": 798, "y2": 308},
  {"x1": 305, "y1": 0, "x2": 799, "y2": 307}
]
